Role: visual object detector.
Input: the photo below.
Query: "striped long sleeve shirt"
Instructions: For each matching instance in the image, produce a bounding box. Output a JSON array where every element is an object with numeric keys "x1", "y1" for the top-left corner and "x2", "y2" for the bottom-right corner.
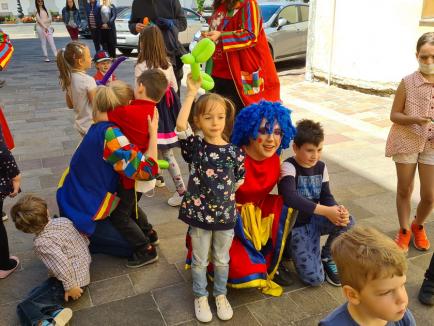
[{"x1": 103, "y1": 126, "x2": 158, "y2": 181}]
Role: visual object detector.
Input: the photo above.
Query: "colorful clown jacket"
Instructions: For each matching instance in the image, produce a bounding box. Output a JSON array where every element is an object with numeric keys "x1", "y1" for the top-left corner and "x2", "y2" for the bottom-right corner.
[
  {"x1": 57, "y1": 122, "x2": 158, "y2": 235},
  {"x1": 209, "y1": 0, "x2": 280, "y2": 106},
  {"x1": 186, "y1": 153, "x2": 295, "y2": 296}
]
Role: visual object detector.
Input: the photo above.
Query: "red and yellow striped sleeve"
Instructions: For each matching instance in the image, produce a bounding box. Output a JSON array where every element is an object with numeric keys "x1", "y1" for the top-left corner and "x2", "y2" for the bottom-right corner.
[{"x1": 220, "y1": 0, "x2": 260, "y2": 52}]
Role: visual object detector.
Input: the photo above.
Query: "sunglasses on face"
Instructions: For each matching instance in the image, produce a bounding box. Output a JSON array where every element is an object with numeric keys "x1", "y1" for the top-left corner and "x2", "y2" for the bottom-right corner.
[{"x1": 258, "y1": 127, "x2": 283, "y2": 137}]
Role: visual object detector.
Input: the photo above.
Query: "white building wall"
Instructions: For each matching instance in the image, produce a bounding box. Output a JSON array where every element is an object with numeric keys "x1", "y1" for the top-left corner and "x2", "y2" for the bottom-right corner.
[{"x1": 308, "y1": 0, "x2": 426, "y2": 91}]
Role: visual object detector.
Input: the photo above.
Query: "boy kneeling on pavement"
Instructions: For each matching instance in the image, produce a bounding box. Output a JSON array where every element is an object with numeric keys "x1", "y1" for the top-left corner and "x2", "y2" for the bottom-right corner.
[
  {"x1": 11, "y1": 195, "x2": 90, "y2": 326},
  {"x1": 276, "y1": 119, "x2": 354, "y2": 287}
]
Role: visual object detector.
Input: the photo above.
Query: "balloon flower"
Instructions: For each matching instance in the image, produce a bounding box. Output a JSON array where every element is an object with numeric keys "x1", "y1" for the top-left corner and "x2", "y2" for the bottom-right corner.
[{"x1": 181, "y1": 38, "x2": 215, "y2": 91}]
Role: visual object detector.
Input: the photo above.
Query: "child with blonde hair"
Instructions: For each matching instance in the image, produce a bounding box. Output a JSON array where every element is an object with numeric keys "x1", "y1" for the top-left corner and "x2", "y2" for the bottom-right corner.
[
  {"x1": 135, "y1": 25, "x2": 186, "y2": 207},
  {"x1": 92, "y1": 79, "x2": 133, "y2": 121},
  {"x1": 386, "y1": 32, "x2": 434, "y2": 252},
  {"x1": 94, "y1": 69, "x2": 168, "y2": 267},
  {"x1": 176, "y1": 74, "x2": 245, "y2": 323},
  {"x1": 320, "y1": 226, "x2": 416, "y2": 326},
  {"x1": 57, "y1": 41, "x2": 96, "y2": 136},
  {"x1": 57, "y1": 81, "x2": 160, "y2": 264}
]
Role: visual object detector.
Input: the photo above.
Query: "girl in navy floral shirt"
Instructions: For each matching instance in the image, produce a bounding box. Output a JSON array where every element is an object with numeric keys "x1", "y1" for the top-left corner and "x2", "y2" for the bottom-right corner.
[{"x1": 176, "y1": 74, "x2": 245, "y2": 323}]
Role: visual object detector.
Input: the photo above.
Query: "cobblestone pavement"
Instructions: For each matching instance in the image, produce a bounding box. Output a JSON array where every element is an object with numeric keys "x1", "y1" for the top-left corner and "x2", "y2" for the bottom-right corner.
[{"x1": 0, "y1": 36, "x2": 432, "y2": 325}]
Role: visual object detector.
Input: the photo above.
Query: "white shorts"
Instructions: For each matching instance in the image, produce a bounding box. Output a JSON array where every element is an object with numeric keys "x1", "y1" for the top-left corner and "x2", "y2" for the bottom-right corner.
[{"x1": 393, "y1": 142, "x2": 434, "y2": 165}]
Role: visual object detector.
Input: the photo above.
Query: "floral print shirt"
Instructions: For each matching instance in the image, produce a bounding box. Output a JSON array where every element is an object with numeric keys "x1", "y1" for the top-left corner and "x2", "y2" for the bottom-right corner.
[{"x1": 177, "y1": 127, "x2": 245, "y2": 230}]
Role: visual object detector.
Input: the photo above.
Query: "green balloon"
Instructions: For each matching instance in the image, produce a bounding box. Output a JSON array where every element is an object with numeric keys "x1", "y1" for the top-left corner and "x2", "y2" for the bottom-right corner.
[
  {"x1": 183, "y1": 38, "x2": 216, "y2": 90},
  {"x1": 201, "y1": 72, "x2": 215, "y2": 91},
  {"x1": 157, "y1": 160, "x2": 169, "y2": 170},
  {"x1": 181, "y1": 53, "x2": 195, "y2": 65},
  {"x1": 192, "y1": 38, "x2": 215, "y2": 63}
]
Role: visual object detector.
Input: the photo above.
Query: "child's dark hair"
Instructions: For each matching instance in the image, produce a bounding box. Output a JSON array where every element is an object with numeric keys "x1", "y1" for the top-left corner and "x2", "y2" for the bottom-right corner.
[
  {"x1": 10, "y1": 195, "x2": 49, "y2": 234},
  {"x1": 190, "y1": 93, "x2": 235, "y2": 142},
  {"x1": 136, "y1": 69, "x2": 168, "y2": 102},
  {"x1": 56, "y1": 41, "x2": 88, "y2": 91},
  {"x1": 417, "y1": 32, "x2": 434, "y2": 53},
  {"x1": 293, "y1": 119, "x2": 324, "y2": 147},
  {"x1": 137, "y1": 25, "x2": 170, "y2": 70}
]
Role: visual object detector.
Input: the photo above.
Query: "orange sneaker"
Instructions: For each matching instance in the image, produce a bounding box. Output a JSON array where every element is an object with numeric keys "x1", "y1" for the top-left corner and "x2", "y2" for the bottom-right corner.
[
  {"x1": 395, "y1": 228, "x2": 411, "y2": 252},
  {"x1": 411, "y1": 222, "x2": 430, "y2": 251}
]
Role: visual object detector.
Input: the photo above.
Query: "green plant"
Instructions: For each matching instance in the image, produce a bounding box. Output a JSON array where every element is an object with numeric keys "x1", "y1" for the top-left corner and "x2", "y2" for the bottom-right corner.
[{"x1": 196, "y1": 0, "x2": 206, "y2": 13}]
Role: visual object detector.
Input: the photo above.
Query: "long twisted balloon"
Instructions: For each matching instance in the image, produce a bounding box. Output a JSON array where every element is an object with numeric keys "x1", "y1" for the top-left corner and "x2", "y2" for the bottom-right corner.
[{"x1": 96, "y1": 56, "x2": 128, "y2": 86}]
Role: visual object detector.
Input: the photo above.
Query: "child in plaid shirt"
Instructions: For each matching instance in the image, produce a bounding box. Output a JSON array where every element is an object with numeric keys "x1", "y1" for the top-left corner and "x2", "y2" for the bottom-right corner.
[{"x1": 11, "y1": 195, "x2": 91, "y2": 326}]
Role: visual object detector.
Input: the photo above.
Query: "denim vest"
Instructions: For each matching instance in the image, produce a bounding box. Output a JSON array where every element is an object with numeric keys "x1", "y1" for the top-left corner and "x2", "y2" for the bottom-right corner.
[{"x1": 62, "y1": 7, "x2": 81, "y2": 27}]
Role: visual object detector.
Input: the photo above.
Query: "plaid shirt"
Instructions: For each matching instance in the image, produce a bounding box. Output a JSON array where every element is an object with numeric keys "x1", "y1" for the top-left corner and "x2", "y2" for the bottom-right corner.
[{"x1": 34, "y1": 217, "x2": 91, "y2": 291}]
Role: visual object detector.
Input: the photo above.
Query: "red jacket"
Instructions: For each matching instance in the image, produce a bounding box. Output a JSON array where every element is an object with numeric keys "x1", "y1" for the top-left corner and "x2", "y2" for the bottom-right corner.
[
  {"x1": 93, "y1": 70, "x2": 116, "y2": 82},
  {"x1": 107, "y1": 99, "x2": 155, "y2": 189},
  {"x1": 211, "y1": 0, "x2": 280, "y2": 106}
]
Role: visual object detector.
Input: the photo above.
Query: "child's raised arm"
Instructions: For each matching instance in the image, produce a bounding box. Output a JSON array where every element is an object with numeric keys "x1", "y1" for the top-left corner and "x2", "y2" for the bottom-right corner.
[
  {"x1": 146, "y1": 108, "x2": 158, "y2": 163},
  {"x1": 176, "y1": 74, "x2": 201, "y2": 132}
]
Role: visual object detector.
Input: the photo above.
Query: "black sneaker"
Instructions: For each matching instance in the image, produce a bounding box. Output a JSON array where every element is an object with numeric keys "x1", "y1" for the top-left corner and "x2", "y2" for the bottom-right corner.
[
  {"x1": 418, "y1": 278, "x2": 434, "y2": 306},
  {"x1": 273, "y1": 263, "x2": 294, "y2": 286},
  {"x1": 322, "y1": 258, "x2": 341, "y2": 287},
  {"x1": 148, "y1": 229, "x2": 159, "y2": 246},
  {"x1": 126, "y1": 246, "x2": 158, "y2": 268}
]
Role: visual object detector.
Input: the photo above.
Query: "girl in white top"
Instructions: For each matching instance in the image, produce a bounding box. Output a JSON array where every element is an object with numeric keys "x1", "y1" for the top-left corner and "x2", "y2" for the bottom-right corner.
[
  {"x1": 35, "y1": 0, "x2": 57, "y2": 62},
  {"x1": 57, "y1": 41, "x2": 97, "y2": 136},
  {"x1": 135, "y1": 25, "x2": 186, "y2": 207}
]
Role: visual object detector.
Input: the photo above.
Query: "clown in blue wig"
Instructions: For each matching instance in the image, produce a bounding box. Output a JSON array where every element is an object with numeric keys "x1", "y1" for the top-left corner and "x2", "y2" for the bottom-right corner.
[
  {"x1": 231, "y1": 100, "x2": 296, "y2": 154},
  {"x1": 185, "y1": 100, "x2": 298, "y2": 296}
]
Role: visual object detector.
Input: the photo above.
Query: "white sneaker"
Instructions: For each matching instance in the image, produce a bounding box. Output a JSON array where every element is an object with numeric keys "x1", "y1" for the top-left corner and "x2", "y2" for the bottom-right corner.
[
  {"x1": 53, "y1": 308, "x2": 73, "y2": 326},
  {"x1": 215, "y1": 295, "x2": 233, "y2": 321},
  {"x1": 167, "y1": 192, "x2": 183, "y2": 207},
  {"x1": 2, "y1": 211, "x2": 8, "y2": 221},
  {"x1": 194, "y1": 296, "x2": 212, "y2": 323},
  {"x1": 44, "y1": 57, "x2": 50, "y2": 62}
]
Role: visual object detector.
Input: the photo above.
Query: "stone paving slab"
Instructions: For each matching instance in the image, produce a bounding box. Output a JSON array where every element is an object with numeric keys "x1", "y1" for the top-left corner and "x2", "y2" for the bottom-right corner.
[{"x1": 0, "y1": 38, "x2": 433, "y2": 325}]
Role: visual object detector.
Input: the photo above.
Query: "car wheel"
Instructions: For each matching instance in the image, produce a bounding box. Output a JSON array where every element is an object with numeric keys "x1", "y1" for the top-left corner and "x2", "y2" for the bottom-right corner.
[{"x1": 118, "y1": 48, "x2": 133, "y2": 55}]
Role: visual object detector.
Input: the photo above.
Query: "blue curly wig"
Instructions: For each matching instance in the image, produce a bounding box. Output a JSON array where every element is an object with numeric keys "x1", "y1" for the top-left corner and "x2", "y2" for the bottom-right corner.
[{"x1": 231, "y1": 101, "x2": 296, "y2": 155}]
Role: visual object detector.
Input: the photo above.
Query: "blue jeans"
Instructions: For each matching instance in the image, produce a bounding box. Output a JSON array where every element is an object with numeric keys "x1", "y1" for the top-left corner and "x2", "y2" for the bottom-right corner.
[
  {"x1": 89, "y1": 219, "x2": 134, "y2": 258},
  {"x1": 189, "y1": 227, "x2": 234, "y2": 298},
  {"x1": 291, "y1": 215, "x2": 354, "y2": 286},
  {"x1": 16, "y1": 278, "x2": 65, "y2": 326}
]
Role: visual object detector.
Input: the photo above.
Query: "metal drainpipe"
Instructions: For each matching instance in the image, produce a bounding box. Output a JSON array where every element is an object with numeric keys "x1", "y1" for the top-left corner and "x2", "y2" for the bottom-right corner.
[
  {"x1": 304, "y1": 0, "x2": 317, "y2": 82},
  {"x1": 328, "y1": 0, "x2": 337, "y2": 86}
]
